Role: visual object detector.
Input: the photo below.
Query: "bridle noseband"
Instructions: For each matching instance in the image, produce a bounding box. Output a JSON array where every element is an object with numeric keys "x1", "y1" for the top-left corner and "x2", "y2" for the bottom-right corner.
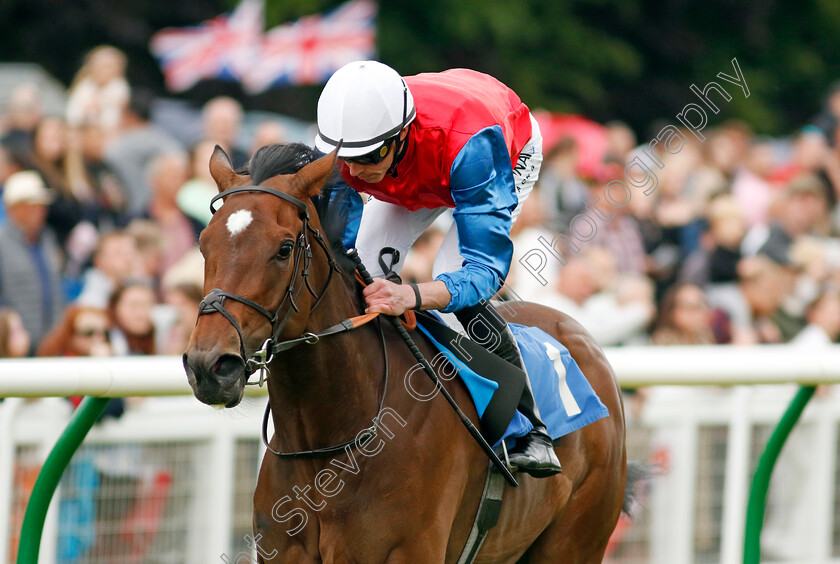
[{"x1": 199, "y1": 185, "x2": 341, "y2": 379}]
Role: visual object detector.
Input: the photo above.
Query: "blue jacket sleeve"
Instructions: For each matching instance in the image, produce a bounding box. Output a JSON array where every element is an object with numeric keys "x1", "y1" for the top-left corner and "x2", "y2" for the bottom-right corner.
[
  {"x1": 311, "y1": 148, "x2": 364, "y2": 250},
  {"x1": 435, "y1": 126, "x2": 518, "y2": 312},
  {"x1": 314, "y1": 177, "x2": 364, "y2": 250}
]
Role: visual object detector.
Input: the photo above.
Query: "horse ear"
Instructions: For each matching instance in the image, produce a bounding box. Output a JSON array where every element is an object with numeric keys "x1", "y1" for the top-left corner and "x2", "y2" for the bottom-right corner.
[
  {"x1": 209, "y1": 145, "x2": 250, "y2": 193},
  {"x1": 294, "y1": 148, "x2": 338, "y2": 198}
]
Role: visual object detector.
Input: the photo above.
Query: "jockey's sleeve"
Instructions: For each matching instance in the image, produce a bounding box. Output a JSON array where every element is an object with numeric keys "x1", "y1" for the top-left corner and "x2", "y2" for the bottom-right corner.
[
  {"x1": 315, "y1": 172, "x2": 365, "y2": 250},
  {"x1": 335, "y1": 183, "x2": 364, "y2": 250},
  {"x1": 435, "y1": 125, "x2": 518, "y2": 313}
]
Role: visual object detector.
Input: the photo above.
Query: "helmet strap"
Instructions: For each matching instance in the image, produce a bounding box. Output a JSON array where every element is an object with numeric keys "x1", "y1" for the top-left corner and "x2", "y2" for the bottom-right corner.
[{"x1": 387, "y1": 124, "x2": 412, "y2": 178}]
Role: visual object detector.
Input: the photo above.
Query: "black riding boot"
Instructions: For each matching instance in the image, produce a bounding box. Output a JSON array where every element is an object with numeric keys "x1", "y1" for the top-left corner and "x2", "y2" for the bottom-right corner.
[{"x1": 455, "y1": 302, "x2": 562, "y2": 478}]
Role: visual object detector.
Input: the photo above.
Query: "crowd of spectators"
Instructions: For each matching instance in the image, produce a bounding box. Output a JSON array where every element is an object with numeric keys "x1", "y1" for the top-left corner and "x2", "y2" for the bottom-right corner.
[
  {"x1": 1, "y1": 45, "x2": 839, "y2": 365},
  {"x1": 500, "y1": 108, "x2": 840, "y2": 349},
  {"x1": 0, "y1": 45, "x2": 291, "y2": 362}
]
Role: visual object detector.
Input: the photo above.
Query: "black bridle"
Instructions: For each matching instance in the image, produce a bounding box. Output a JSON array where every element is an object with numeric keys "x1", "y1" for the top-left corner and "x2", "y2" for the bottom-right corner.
[
  {"x1": 197, "y1": 184, "x2": 389, "y2": 459},
  {"x1": 199, "y1": 185, "x2": 341, "y2": 377}
]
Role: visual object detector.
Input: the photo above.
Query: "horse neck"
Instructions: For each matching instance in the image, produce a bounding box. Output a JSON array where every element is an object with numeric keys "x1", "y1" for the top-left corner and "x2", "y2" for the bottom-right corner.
[{"x1": 266, "y1": 270, "x2": 383, "y2": 452}]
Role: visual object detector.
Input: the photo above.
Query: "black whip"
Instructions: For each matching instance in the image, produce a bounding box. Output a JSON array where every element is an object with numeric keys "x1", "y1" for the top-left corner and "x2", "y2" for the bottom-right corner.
[{"x1": 347, "y1": 248, "x2": 518, "y2": 487}]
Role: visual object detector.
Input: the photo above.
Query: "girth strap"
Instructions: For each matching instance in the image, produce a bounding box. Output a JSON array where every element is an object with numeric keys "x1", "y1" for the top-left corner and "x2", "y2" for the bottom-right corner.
[{"x1": 456, "y1": 461, "x2": 507, "y2": 564}]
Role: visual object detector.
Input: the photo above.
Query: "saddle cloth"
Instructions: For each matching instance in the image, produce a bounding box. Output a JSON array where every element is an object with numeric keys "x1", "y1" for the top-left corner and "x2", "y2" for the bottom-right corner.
[{"x1": 416, "y1": 312, "x2": 609, "y2": 447}]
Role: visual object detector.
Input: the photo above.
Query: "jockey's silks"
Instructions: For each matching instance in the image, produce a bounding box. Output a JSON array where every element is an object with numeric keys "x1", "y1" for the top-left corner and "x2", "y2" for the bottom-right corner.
[
  {"x1": 339, "y1": 69, "x2": 532, "y2": 211},
  {"x1": 338, "y1": 69, "x2": 535, "y2": 311}
]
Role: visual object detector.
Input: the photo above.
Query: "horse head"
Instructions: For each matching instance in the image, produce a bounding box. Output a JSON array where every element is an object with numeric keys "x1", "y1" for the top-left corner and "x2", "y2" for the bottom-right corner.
[{"x1": 183, "y1": 145, "x2": 337, "y2": 407}]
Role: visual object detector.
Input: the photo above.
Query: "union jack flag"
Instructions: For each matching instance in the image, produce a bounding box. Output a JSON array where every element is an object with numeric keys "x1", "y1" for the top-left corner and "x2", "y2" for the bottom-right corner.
[
  {"x1": 243, "y1": 0, "x2": 377, "y2": 93},
  {"x1": 150, "y1": 0, "x2": 263, "y2": 92},
  {"x1": 149, "y1": 0, "x2": 377, "y2": 94}
]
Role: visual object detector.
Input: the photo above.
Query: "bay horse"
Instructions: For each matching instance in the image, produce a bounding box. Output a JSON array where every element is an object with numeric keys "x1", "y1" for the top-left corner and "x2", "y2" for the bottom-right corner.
[{"x1": 183, "y1": 145, "x2": 629, "y2": 563}]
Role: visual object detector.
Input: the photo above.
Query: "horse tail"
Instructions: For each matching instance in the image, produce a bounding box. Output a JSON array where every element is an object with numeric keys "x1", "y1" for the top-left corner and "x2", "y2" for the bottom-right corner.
[{"x1": 622, "y1": 460, "x2": 653, "y2": 517}]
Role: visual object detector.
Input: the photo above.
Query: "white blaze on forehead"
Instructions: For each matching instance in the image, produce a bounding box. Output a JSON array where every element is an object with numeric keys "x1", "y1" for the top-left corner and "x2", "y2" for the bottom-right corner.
[{"x1": 226, "y1": 209, "x2": 254, "y2": 236}]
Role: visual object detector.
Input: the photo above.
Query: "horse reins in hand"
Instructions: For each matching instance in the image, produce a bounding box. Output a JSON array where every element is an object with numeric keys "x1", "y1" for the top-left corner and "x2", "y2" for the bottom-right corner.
[
  {"x1": 198, "y1": 184, "x2": 393, "y2": 459},
  {"x1": 348, "y1": 249, "x2": 519, "y2": 487}
]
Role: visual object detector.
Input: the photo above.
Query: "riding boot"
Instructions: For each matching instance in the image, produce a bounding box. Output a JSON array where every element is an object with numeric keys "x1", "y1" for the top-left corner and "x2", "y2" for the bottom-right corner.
[{"x1": 454, "y1": 302, "x2": 562, "y2": 478}]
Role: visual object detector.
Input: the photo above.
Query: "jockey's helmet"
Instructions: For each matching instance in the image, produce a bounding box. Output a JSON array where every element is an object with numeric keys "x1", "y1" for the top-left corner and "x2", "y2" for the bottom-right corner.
[{"x1": 315, "y1": 60, "x2": 416, "y2": 159}]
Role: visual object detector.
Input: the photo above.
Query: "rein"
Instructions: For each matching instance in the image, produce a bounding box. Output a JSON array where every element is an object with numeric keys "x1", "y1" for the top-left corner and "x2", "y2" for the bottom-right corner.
[{"x1": 198, "y1": 184, "x2": 394, "y2": 459}]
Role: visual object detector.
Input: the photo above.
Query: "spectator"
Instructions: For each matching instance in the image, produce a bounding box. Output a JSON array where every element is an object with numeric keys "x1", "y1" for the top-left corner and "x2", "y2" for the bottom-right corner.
[
  {"x1": 28, "y1": 116, "x2": 89, "y2": 247},
  {"x1": 743, "y1": 255, "x2": 799, "y2": 343},
  {"x1": 29, "y1": 116, "x2": 70, "y2": 191},
  {"x1": 651, "y1": 283, "x2": 717, "y2": 345},
  {"x1": 711, "y1": 255, "x2": 794, "y2": 344},
  {"x1": 107, "y1": 280, "x2": 157, "y2": 355},
  {"x1": 1, "y1": 83, "x2": 43, "y2": 153},
  {"x1": 37, "y1": 305, "x2": 113, "y2": 358},
  {"x1": 249, "y1": 119, "x2": 287, "y2": 156},
  {"x1": 75, "y1": 122, "x2": 128, "y2": 228},
  {"x1": 0, "y1": 171, "x2": 64, "y2": 352},
  {"x1": 201, "y1": 96, "x2": 247, "y2": 168},
  {"x1": 632, "y1": 145, "x2": 705, "y2": 300},
  {"x1": 693, "y1": 127, "x2": 737, "y2": 197},
  {"x1": 604, "y1": 120, "x2": 637, "y2": 164},
  {"x1": 768, "y1": 126, "x2": 831, "y2": 187},
  {"x1": 509, "y1": 186, "x2": 561, "y2": 302},
  {"x1": 143, "y1": 152, "x2": 202, "y2": 274},
  {"x1": 788, "y1": 235, "x2": 837, "y2": 308},
  {"x1": 75, "y1": 230, "x2": 142, "y2": 308},
  {"x1": 539, "y1": 251, "x2": 654, "y2": 346},
  {"x1": 731, "y1": 139, "x2": 778, "y2": 227},
  {"x1": 104, "y1": 89, "x2": 183, "y2": 216},
  {"x1": 747, "y1": 174, "x2": 830, "y2": 265},
  {"x1": 126, "y1": 219, "x2": 166, "y2": 287},
  {"x1": 590, "y1": 177, "x2": 647, "y2": 275},
  {"x1": 159, "y1": 282, "x2": 202, "y2": 355},
  {"x1": 681, "y1": 194, "x2": 747, "y2": 287},
  {"x1": 790, "y1": 289, "x2": 840, "y2": 345},
  {"x1": 535, "y1": 137, "x2": 587, "y2": 230},
  {"x1": 0, "y1": 307, "x2": 32, "y2": 358},
  {"x1": 0, "y1": 142, "x2": 24, "y2": 223},
  {"x1": 65, "y1": 45, "x2": 130, "y2": 133},
  {"x1": 176, "y1": 139, "x2": 218, "y2": 226}
]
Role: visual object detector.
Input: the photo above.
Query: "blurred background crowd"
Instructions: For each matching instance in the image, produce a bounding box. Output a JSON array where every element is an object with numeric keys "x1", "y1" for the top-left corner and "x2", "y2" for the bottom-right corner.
[
  {"x1": 0, "y1": 43, "x2": 839, "y2": 370},
  {"x1": 0, "y1": 45, "x2": 293, "y2": 364}
]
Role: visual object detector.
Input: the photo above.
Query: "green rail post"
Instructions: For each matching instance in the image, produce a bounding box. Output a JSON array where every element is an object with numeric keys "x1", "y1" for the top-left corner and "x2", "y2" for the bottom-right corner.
[
  {"x1": 743, "y1": 385, "x2": 816, "y2": 564},
  {"x1": 16, "y1": 396, "x2": 111, "y2": 564}
]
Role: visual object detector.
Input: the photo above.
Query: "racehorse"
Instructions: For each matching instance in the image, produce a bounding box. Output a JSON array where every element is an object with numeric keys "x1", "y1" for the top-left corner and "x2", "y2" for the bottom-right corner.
[{"x1": 183, "y1": 145, "x2": 631, "y2": 563}]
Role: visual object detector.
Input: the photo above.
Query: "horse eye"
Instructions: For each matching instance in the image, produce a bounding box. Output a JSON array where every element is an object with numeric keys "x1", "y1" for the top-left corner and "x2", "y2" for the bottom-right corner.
[{"x1": 277, "y1": 241, "x2": 294, "y2": 260}]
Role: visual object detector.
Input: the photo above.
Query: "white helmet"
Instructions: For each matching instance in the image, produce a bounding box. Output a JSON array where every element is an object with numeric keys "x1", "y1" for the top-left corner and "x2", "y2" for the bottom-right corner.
[{"x1": 315, "y1": 60, "x2": 416, "y2": 158}]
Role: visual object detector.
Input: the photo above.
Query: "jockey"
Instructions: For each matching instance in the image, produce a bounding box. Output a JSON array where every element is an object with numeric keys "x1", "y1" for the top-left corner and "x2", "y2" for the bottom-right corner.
[{"x1": 315, "y1": 60, "x2": 562, "y2": 478}]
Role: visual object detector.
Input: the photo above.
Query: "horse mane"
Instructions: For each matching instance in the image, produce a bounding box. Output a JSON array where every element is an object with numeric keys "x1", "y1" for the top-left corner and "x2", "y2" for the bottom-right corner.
[{"x1": 246, "y1": 143, "x2": 357, "y2": 277}]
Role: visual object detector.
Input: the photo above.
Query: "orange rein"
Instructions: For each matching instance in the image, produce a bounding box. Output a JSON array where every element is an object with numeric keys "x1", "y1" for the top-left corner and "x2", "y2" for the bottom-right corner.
[{"x1": 353, "y1": 272, "x2": 417, "y2": 331}]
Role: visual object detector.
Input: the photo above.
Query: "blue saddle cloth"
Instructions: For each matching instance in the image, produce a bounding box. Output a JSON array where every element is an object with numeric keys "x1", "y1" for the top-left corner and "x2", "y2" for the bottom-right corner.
[{"x1": 416, "y1": 319, "x2": 609, "y2": 447}]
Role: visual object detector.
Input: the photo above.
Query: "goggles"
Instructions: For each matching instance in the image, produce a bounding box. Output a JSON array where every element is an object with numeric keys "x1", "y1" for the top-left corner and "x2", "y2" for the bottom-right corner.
[{"x1": 341, "y1": 139, "x2": 394, "y2": 166}]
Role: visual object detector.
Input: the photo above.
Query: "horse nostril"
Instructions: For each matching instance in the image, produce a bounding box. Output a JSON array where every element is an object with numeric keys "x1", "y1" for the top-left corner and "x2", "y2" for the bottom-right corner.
[
  {"x1": 213, "y1": 354, "x2": 245, "y2": 380},
  {"x1": 183, "y1": 353, "x2": 202, "y2": 386}
]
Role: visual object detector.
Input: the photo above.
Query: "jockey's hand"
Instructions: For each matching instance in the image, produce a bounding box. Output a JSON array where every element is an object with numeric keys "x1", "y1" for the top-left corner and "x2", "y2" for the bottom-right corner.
[{"x1": 363, "y1": 278, "x2": 414, "y2": 316}]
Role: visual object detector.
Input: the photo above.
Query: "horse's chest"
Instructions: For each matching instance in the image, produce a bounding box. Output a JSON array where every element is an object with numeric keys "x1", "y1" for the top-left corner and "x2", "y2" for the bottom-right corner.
[
  {"x1": 253, "y1": 461, "x2": 414, "y2": 562},
  {"x1": 254, "y1": 510, "x2": 396, "y2": 563}
]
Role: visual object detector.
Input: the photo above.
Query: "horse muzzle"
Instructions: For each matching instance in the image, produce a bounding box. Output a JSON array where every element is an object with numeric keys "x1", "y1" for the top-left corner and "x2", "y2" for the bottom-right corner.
[{"x1": 183, "y1": 349, "x2": 248, "y2": 408}]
